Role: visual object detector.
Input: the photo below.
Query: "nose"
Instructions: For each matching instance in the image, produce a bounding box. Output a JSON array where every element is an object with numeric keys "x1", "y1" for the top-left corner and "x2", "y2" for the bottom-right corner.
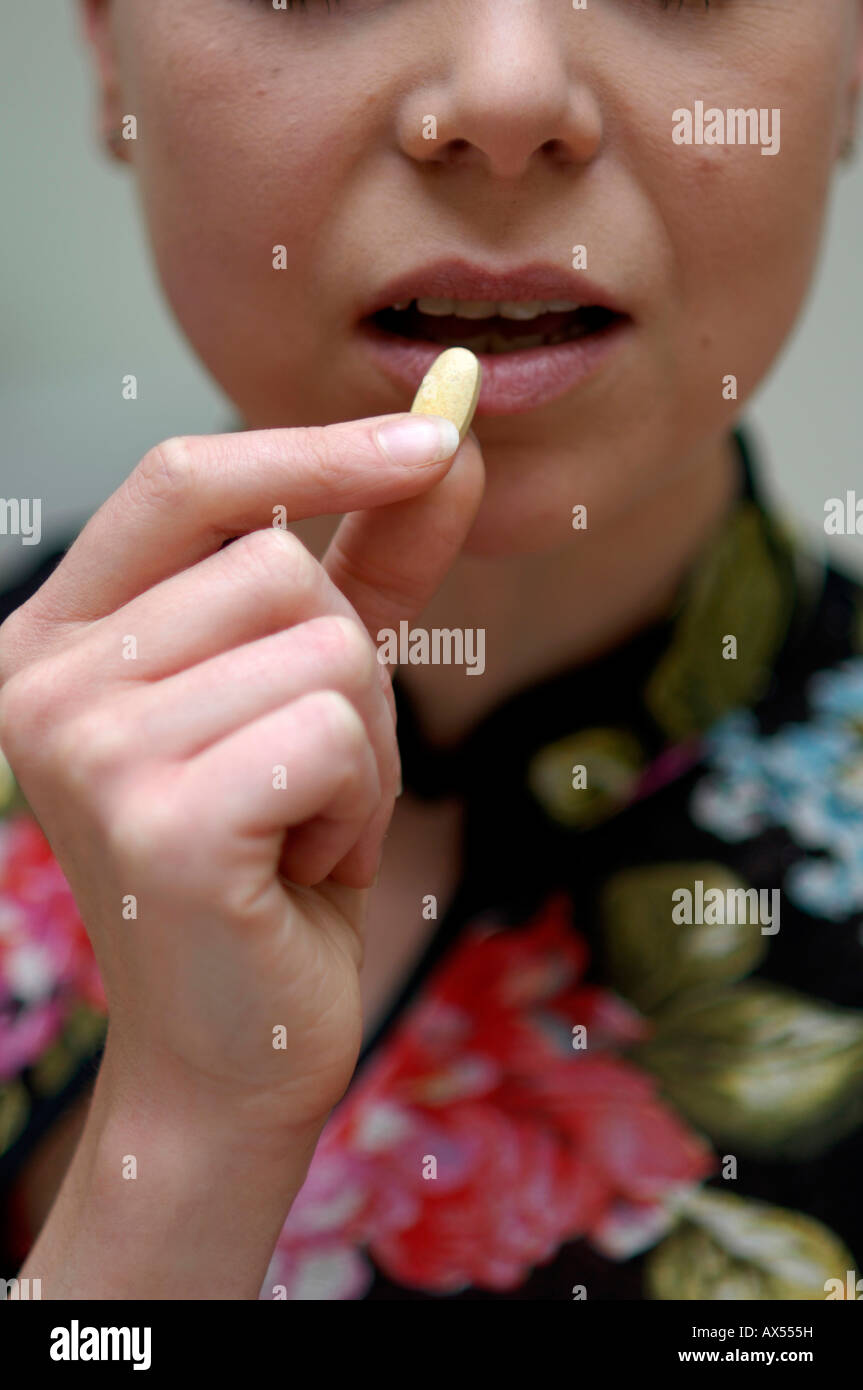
[{"x1": 396, "y1": 2, "x2": 602, "y2": 180}]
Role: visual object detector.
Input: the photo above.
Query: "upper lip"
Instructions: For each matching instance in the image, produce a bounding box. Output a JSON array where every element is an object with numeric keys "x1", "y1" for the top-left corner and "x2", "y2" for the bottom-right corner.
[{"x1": 361, "y1": 258, "x2": 628, "y2": 319}]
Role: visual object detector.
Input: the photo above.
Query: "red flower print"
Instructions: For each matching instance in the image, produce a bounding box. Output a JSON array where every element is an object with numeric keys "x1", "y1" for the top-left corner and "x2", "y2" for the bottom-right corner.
[
  {"x1": 266, "y1": 895, "x2": 714, "y2": 1298},
  {"x1": 0, "y1": 814, "x2": 105, "y2": 1080}
]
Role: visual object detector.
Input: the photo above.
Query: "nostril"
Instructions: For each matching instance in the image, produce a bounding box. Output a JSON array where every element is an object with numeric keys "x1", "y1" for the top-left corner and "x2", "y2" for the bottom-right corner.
[
  {"x1": 447, "y1": 138, "x2": 471, "y2": 158},
  {"x1": 542, "y1": 138, "x2": 572, "y2": 163}
]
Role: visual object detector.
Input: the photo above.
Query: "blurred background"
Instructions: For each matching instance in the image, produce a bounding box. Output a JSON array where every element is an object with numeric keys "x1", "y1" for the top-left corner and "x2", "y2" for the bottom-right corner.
[{"x1": 1, "y1": 4, "x2": 861, "y2": 588}]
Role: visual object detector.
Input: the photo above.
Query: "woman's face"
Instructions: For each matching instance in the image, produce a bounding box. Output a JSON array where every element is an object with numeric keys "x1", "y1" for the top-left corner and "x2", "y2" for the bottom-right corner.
[{"x1": 85, "y1": 0, "x2": 862, "y2": 555}]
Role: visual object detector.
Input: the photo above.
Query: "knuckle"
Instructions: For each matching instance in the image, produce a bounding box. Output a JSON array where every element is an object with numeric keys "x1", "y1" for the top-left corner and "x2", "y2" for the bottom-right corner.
[
  {"x1": 134, "y1": 436, "x2": 196, "y2": 508},
  {"x1": 0, "y1": 661, "x2": 53, "y2": 758},
  {"x1": 311, "y1": 615, "x2": 376, "y2": 687},
  {"x1": 106, "y1": 791, "x2": 181, "y2": 867},
  {"x1": 0, "y1": 607, "x2": 27, "y2": 687},
  {"x1": 0, "y1": 667, "x2": 20, "y2": 748},
  {"x1": 55, "y1": 711, "x2": 131, "y2": 793},
  {"x1": 232, "y1": 526, "x2": 315, "y2": 595},
  {"x1": 308, "y1": 688, "x2": 366, "y2": 756},
  {"x1": 0, "y1": 683, "x2": 17, "y2": 756},
  {"x1": 291, "y1": 426, "x2": 343, "y2": 488}
]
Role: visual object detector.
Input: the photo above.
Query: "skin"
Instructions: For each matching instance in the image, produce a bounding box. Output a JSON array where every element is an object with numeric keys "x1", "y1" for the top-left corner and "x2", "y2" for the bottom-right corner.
[{"x1": 1, "y1": 0, "x2": 861, "y2": 1298}]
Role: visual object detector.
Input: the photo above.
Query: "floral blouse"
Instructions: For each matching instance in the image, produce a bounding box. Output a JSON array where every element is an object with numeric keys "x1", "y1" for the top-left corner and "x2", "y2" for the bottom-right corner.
[{"x1": 3, "y1": 430, "x2": 863, "y2": 1301}]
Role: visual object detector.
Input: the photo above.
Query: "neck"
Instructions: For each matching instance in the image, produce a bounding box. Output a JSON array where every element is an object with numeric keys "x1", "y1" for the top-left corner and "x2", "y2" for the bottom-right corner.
[{"x1": 291, "y1": 431, "x2": 741, "y2": 746}]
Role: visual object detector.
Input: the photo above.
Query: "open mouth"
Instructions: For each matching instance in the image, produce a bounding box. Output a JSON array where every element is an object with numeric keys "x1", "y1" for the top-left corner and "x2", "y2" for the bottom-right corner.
[
  {"x1": 368, "y1": 299, "x2": 624, "y2": 355},
  {"x1": 358, "y1": 263, "x2": 633, "y2": 413}
]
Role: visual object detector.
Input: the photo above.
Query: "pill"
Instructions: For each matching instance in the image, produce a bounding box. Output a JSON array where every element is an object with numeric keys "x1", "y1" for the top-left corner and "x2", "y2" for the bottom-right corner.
[{"x1": 410, "y1": 348, "x2": 482, "y2": 443}]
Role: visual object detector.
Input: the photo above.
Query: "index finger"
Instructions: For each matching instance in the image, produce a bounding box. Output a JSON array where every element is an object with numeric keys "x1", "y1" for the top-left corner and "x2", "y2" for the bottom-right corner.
[{"x1": 25, "y1": 413, "x2": 460, "y2": 628}]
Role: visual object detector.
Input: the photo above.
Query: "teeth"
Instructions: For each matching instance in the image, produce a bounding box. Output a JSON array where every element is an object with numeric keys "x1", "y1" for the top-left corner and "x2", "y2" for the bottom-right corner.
[
  {"x1": 411, "y1": 299, "x2": 498, "y2": 319},
  {"x1": 415, "y1": 297, "x2": 457, "y2": 317},
  {"x1": 496, "y1": 299, "x2": 582, "y2": 319},
  {"x1": 497, "y1": 301, "x2": 551, "y2": 321},
  {"x1": 408, "y1": 297, "x2": 582, "y2": 321}
]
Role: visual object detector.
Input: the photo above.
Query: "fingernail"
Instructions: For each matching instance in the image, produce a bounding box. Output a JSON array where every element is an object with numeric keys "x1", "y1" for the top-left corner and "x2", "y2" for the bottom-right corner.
[{"x1": 375, "y1": 415, "x2": 461, "y2": 468}]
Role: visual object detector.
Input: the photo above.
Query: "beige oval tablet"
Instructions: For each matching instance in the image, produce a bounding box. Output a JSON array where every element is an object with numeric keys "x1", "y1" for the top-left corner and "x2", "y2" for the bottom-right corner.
[{"x1": 410, "y1": 348, "x2": 482, "y2": 442}]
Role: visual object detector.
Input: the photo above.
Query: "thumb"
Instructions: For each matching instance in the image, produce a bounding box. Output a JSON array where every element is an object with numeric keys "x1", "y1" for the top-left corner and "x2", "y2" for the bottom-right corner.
[{"x1": 322, "y1": 429, "x2": 485, "y2": 644}]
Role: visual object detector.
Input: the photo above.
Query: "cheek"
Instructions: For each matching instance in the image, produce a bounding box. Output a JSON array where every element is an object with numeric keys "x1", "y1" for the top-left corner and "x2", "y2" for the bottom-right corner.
[
  {"x1": 646, "y1": 20, "x2": 847, "y2": 399},
  {"x1": 113, "y1": 8, "x2": 364, "y2": 340},
  {"x1": 666, "y1": 145, "x2": 825, "y2": 381}
]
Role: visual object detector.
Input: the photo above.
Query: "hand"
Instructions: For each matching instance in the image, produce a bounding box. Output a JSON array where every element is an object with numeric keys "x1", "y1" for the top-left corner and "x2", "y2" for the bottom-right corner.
[{"x1": 0, "y1": 415, "x2": 484, "y2": 1137}]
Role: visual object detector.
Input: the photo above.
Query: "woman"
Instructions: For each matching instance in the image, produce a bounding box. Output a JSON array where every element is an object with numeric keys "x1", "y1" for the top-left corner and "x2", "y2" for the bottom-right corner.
[{"x1": 1, "y1": 0, "x2": 862, "y2": 1300}]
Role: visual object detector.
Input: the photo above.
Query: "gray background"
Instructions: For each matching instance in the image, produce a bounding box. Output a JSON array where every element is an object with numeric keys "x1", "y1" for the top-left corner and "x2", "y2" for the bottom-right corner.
[{"x1": 1, "y1": 4, "x2": 861, "y2": 588}]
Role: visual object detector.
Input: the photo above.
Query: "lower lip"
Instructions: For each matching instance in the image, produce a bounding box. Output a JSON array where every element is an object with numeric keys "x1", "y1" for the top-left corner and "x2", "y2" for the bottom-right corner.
[{"x1": 358, "y1": 316, "x2": 632, "y2": 415}]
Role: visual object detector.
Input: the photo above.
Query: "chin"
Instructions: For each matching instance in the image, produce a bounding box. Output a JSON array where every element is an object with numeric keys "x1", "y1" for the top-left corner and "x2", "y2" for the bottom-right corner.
[{"x1": 461, "y1": 494, "x2": 575, "y2": 559}]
